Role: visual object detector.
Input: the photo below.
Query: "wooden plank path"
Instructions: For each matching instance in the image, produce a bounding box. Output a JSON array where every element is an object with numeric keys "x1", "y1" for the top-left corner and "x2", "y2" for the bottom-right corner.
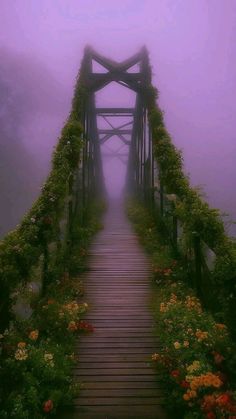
[{"x1": 68, "y1": 201, "x2": 167, "y2": 419}]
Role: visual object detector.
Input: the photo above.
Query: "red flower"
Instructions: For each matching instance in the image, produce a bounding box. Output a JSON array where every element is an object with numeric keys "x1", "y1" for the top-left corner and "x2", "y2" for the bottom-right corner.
[
  {"x1": 77, "y1": 320, "x2": 94, "y2": 332},
  {"x1": 43, "y1": 400, "x2": 53, "y2": 413},
  {"x1": 216, "y1": 371, "x2": 228, "y2": 384},
  {"x1": 43, "y1": 216, "x2": 52, "y2": 225},
  {"x1": 170, "y1": 369, "x2": 180, "y2": 378},
  {"x1": 206, "y1": 412, "x2": 216, "y2": 419},
  {"x1": 212, "y1": 351, "x2": 224, "y2": 365},
  {"x1": 180, "y1": 380, "x2": 189, "y2": 388},
  {"x1": 216, "y1": 393, "x2": 231, "y2": 406}
]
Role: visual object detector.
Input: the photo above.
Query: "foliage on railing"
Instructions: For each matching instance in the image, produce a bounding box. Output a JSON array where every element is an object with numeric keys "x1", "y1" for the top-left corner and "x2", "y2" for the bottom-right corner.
[
  {"x1": 144, "y1": 77, "x2": 236, "y2": 336},
  {"x1": 128, "y1": 200, "x2": 236, "y2": 419},
  {"x1": 0, "y1": 63, "x2": 88, "y2": 330}
]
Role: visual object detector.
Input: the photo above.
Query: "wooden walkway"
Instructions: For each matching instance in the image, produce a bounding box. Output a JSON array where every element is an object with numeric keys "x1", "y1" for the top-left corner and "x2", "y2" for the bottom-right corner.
[{"x1": 71, "y1": 201, "x2": 167, "y2": 419}]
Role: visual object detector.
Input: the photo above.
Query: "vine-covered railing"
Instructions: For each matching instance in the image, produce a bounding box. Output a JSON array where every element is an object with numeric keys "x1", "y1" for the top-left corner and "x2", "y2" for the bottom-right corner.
[
  {"x1": 141, "y1": 71, "x2": 236, "y2": 337},
  {"x1": 0, "y1": 55, "x2": 90, "y2": 331}
]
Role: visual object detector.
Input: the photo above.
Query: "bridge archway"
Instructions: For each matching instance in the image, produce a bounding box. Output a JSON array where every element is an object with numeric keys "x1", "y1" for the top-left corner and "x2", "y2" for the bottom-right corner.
[{"x1": 78, "y1": 46, "x2": 155, "y2": 208}]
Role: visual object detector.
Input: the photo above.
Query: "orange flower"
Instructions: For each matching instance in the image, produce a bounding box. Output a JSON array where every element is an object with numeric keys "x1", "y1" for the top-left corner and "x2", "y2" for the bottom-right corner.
[
  {"x1": 195, "y1": 330, "x2": 208, "y2": 342},
  {"x1": 17, "y1": 342, "x2": 26, "y2": 349},
  {"x1": 215, "y1": 323, "x2": 227, "y2": 330},
  {"x1": 67, "y1": 321, "x2": 78, "y2": 332},
  {"x1": 47, "y1": 299, "x2": 55, "y2": 305},
  {"x1": 29, "y1": 330, "x2": 39, "y2": 341}
]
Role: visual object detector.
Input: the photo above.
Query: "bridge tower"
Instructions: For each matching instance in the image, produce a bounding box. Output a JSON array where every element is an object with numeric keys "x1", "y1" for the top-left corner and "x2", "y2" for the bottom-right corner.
[{"x1": 78, "y1": 46, "x2": 155, "y2": 206}]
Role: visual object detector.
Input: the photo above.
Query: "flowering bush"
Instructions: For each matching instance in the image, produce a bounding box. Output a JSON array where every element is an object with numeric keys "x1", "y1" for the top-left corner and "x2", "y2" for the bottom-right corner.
[
  {"x1": 128, "y1": 201, "x2": 236, "y2": 419},
  {"x1": 151, "y1": 279, "x2": 236, "y2": 418},
  {"x1": 0, "y1": 195, "x2": 102, "y2": 418},
  {"x1": 0, "y1": 280, "x2": 92, "y2": 418}
]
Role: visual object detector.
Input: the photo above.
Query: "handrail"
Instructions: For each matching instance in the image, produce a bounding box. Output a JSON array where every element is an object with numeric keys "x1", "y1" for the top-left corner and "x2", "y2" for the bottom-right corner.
[{"x1": 0, "y1": 64, "x2": 87, "y2": 331}]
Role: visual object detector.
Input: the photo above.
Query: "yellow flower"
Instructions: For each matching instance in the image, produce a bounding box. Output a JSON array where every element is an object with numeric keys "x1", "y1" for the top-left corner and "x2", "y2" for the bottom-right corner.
[
  {"x1": 174, "y1": 341, "x2": 181, "y2": 349},
  {"x1": 183, "y1": 340, "x2": 189, "y2": 348},
  {"x1": 152, "y1": 353, "x2": 160, "y2": 361},
  {"x1": 187, "y1": 361, "x2": 201, "y2": 373},
  {"x1": 160, "y1": 303, "x2": 166, "y2": 313},
  {"x1": 29, "y1": 330, "x2": 39, "y2": 341},
  {"x1": 17, "y1": 342, "x2": 26, "y2": 349},
  {"x1": 15, "y1": 348, "x2": 28, "y2": 361}
]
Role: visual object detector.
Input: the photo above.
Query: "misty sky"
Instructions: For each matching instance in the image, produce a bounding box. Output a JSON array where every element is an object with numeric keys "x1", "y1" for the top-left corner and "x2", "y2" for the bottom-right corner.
[{"x1": 0, "y1": 0, "x2": 236, "y2": 235}]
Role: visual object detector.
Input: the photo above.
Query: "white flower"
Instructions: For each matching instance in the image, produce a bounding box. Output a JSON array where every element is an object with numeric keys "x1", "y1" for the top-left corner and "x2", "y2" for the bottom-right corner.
[
  {"x1": 67, "y1": 141, "x2": 71, "y2": 145},
  {"x1": 30, "y1": 217, "x2": 36, "y2": 223},
  {"x1": 44, "y1": 352, "x2": 54, "y2": 367}
]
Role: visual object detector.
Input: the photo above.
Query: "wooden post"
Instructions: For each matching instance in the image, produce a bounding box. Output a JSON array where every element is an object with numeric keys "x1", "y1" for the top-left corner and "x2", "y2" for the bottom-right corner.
[
  {"x1": 0, "y1": 288, "x2": 11, "y2": 332},
  {"x1": 193, "y1": 234, "x2": 203, "y2": 298},
  {"x1": 160, "y1": 181, "x2": 164, "y2": 216},
  {"x1": 42, "y1": 243, "x2": 49, "y2": 295},
  {"x1": 173, "y1": 212, "x2": 178, "y2": 250}
]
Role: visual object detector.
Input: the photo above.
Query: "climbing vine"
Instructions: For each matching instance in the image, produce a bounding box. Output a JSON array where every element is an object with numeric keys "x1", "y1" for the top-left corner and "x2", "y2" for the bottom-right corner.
[
  {"x1": 0, "y1": 62, "x2": 88, "y2": 330},
  {"x1": 144, "y1": 70, "x2": 236, "y2": 336}
]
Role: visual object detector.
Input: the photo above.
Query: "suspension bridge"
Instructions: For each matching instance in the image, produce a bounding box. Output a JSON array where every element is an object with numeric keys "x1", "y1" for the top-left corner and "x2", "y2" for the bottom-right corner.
[{"x1": 0, "y1": 47, "x2": 235, "y2": 419}]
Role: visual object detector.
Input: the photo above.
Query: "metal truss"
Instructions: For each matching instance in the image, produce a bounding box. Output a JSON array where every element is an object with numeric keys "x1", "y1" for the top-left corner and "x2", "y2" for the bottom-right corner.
[{"x1": 77, "y1": 46, "x2": 155, "y2": 213}]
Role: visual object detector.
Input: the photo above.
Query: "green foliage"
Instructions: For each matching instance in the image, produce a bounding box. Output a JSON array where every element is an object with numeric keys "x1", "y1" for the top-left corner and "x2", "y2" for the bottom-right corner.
[
  {"x1": 0, "y1": 59, "x2": 88, "y2": 331},
  {"x1": 153, "y1": 280, "x2": 236, "y2": 419},
  {"x1": 0, "y1": 281, "x2": 86, "y2": 418},
  {"x1": 128, "y1": 200, "x2": 236, "y2": 419},
  {"x1": 146, "y1": 72, "x2": 236, "y2": 337},
  {"x1": 0, "y1": 200, "x2": 102, "y2": 418}
]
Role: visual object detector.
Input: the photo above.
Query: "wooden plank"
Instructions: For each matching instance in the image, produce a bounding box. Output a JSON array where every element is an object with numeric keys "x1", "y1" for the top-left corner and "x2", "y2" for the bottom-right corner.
[
  {"x1": 75, "y1": 365, "x2": 156, "y2": 380},
  {"x1": 74, "y1": 375, "x2": 160, "y2": 382},
  {"x1": 78, "y1": 362, "x2": 153, "y2": 369},
  {"x1": 59, "y1": 405, "x2": 167, "y2": 419},
  {"x1": 74, "y1": 397, "x2": 164, "y2": 406},
  {"x1": 80, "y1": 381, "x2": 162, "y2": 390},
  {"x1": 67, "y1": 202, "x2": 166, "y2": 418},
  {"x1": 79, "y1": 389, "x2": 162, "y2": 397}
]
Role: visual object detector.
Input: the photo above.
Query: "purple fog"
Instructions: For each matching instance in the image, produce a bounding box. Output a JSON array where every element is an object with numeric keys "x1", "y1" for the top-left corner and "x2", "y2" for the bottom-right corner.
[{"x1": 0, "y1": 0, "x2": 236, "y2": 236}]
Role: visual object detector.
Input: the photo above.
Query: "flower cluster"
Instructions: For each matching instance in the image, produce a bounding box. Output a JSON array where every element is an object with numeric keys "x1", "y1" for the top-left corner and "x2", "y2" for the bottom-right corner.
[
  {"x1": 185, "y1": 295, "x2": 202, "y2": 313},
  {"x1": 15, "y1": 347, "x2": 28, "y2": 361},
  {"x1": 153, "y1": 266, "x2": 173, "y2": 277},
  {"x1": 187, "y1": 372, "x2": 223, "y2": 391},
  {"x1": 160, "y1": 293, "x2": 178, "y2": 313},
  {"x1": 77, "y1": 320, "x2": 94, "y2": 333},
  {"x1": 152, "y1": 279, "x2": 236, "y2": 418},
  {"x1": 202, "y1": 393, "x2": 236, "y2": 418},
  {"x1": 195, "y1": 329, "x2": 209, "y2": 342}
]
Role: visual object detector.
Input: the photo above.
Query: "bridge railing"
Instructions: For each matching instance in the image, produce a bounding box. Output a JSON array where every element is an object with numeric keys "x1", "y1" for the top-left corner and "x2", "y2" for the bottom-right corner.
[
  {"x1": 143, "y1": 73, "x2": 236, "y2": 337},
  {"x1": 0, "y1": 67, "x2": 88, "y2": 331},
  {"x1": 153, "y1": 187, "x2": 217, "y2": 304}
]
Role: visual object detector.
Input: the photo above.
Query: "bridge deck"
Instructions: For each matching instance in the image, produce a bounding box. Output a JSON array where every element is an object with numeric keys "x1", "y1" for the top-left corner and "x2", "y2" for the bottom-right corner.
[{"x1": 70, "y1": 201, "x2": 167, "y2": 419}]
